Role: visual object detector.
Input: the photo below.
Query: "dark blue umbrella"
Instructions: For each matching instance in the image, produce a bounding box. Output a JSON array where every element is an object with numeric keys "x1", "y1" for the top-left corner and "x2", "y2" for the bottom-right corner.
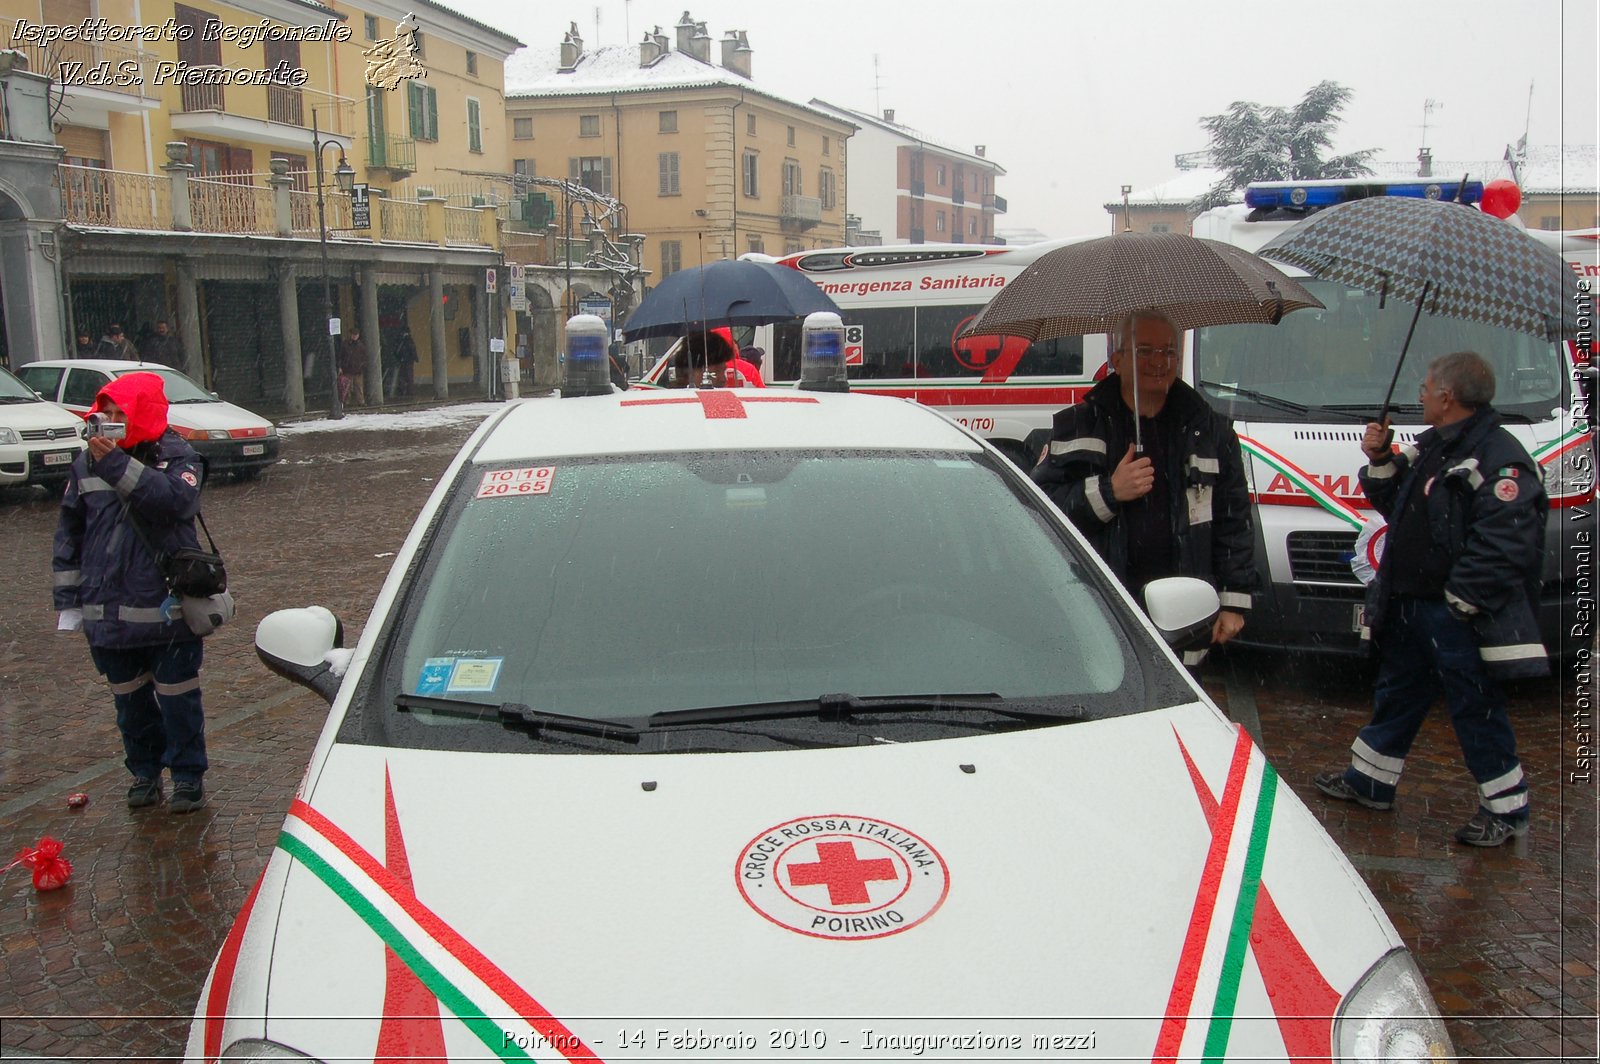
[{"x1": 620, "y1": 259, "x2": 840, "y2": 341}]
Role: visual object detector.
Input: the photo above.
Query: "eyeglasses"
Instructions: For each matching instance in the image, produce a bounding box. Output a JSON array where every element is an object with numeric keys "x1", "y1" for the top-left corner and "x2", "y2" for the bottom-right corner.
[{"x1": 1129, "y1": 345, "x2": 1179, "y2": 361}]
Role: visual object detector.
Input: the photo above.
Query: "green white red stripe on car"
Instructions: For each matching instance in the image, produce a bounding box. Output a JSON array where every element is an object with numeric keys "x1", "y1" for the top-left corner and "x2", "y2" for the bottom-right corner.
[
  {"x1": 255, "y1": 782, "x2": 602, "y2": 1064},
  {"x1": 1238, "y1": 434, "x2": 1370, "y2": 529}
]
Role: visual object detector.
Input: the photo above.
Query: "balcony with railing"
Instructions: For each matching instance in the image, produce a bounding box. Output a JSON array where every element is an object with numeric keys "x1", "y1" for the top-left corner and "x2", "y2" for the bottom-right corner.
[
  {"x1": 179, "y1": 73, "x2": 227, "y2": 114},
  {"x1": 780, "y1": 194, "x2": 822, "y2": 230},
  {"x1": 952, "y1": 186, "x2": 965, "y2": 205},
  {"x1": 365, "y1": 134, "x2": 417, "y2": 174},
  {"x1": 380, "y1": 198, "x2": 429, "y2": 243},
  {"x1": 984, "y1": 193, "x2": 1008, "y2": 214},
  {"x1": 0, "y1": 16, "x2": 160, "y2": 111},
  {"x1": 189, "y1": 174, "x2": 276, "y2": 234},
  {"x1": 172, "y1": 85, "x2": 356, "y2": 152},
  {"x1": 60, "y1": 165, "x2": 171, "y2": 229},
  {"x1": 444, "y1": 205, "x2": 488, "y2": 245}
]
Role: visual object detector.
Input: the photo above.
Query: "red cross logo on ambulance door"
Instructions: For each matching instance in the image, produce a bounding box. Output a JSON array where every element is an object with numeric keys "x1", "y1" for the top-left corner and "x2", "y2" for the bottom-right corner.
[
  {"x1": 952, "y1": 315, "x2": 1032, "y2": 381},
  {"x1": 735, "y1": 815, "x2": 949, "y2": 940}
]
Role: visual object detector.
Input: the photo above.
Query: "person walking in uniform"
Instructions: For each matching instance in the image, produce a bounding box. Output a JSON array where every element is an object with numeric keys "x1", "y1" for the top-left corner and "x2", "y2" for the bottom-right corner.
[{"x1": 1313, "y1": 351, "x2": 1546, "y2": 847}]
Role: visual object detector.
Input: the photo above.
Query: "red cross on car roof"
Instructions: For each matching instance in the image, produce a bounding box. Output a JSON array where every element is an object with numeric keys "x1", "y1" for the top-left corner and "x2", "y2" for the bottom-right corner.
[{"x1": 620, "y1": 391, "x2": 820, "y2": 419}]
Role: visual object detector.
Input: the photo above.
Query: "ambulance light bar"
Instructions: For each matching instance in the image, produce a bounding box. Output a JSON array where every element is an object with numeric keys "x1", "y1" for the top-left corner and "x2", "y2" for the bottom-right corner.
[{"x1": 1243, "y1": 179, "x2": 1484, "y2": 210}]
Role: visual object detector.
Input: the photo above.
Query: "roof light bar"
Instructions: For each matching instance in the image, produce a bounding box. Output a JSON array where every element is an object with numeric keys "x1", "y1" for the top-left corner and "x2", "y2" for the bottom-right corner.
[{"x1": 1243, "y1": 179, "x2": 1485, "y2": 210}]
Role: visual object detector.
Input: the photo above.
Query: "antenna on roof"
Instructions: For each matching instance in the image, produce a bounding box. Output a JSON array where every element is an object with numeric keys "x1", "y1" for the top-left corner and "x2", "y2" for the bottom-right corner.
[
  {"x1": 594, "y1": 5, "x2": 601, "y2": 44},
  {"x1": 873, "y1": 54, "x2": 882, "y2": 116},
  {"x1": 623, "y1": 0, "x2": 632, "y2": 45}
]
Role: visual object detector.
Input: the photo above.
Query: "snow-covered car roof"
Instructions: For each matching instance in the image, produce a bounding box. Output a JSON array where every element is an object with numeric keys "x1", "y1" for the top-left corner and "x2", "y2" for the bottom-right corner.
[
  {"x1": 26, "y1": 359, "x2": 192, "y2": 374},
  {"x1": 474, "y1": 390, "x2": 983, "y2": 462}
]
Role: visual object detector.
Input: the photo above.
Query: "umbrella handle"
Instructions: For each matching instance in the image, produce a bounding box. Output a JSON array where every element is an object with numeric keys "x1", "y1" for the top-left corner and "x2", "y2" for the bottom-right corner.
[{"x1": 1377, "y1": 281, "x2": 1430, "y2": 422}]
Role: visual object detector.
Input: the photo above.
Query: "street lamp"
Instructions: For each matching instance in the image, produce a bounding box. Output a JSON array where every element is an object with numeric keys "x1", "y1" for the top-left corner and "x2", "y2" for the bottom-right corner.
[{"x1": 313, "y1": 109, "x2": 356, "y2": 419}]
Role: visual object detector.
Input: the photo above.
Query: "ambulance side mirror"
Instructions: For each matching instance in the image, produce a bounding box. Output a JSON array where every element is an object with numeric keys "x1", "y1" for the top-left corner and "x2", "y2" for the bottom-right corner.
[
  {"x1": 256, "y1": 605, "x2": 346, "y2": 703},
  {"x1": 1143, "y1": 577, "x2": 1220, "y2": 651}
]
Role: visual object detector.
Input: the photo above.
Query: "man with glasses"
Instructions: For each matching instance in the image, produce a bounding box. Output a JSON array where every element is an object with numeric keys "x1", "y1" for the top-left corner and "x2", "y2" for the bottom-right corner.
[
  {"x1": 1032, "y1": 309, "x2": 1256, "y2": 666},
  {"x1": 1314, "y1": 351, "x2": 1546, "y2": 847}
]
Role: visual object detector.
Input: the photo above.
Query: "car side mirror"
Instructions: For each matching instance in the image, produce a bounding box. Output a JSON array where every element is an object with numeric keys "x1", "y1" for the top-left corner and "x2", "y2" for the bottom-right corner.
[
  {"x1": 256, "y1": 606, "x2": 345, "y2": 703},
  {"x1": 210, "y1": 391, "x2": 220, "y2": 399},
  {"x1": 1143, "y1": 577, "x2": 1220, "y2": 651}
]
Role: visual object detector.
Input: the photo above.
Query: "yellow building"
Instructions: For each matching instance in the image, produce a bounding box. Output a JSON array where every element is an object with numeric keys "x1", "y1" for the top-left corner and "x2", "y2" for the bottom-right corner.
[
  {"x1": 504, "y1": 12, "x2": 857, "y2": 288},
  {"x1": 0, "y1": 0, "x2": 522, "y2": 412}
]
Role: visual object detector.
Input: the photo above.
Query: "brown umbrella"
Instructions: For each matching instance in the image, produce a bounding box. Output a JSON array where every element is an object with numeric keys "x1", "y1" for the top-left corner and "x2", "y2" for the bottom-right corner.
[
  {"x1": 960, "y1": 232, "x2": 1324, "y2": 448},
  {"x1": 962, "y1": 232, "x2": 1324, "y2": 339}
]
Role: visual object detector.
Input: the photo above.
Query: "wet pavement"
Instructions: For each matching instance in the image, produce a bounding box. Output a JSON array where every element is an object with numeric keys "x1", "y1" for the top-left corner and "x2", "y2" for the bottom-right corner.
[{"x1": 0, "y1": 406, "x2": 1594, "y2": 1061}]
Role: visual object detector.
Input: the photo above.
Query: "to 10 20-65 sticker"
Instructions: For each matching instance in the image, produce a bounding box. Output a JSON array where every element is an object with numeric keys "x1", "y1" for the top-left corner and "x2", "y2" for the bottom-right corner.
[{"x1": 477, "y1": 466, "x2": 554, "y2": 498}]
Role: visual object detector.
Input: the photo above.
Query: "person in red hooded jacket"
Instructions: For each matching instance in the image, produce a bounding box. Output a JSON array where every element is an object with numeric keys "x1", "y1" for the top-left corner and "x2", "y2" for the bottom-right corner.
[{"x1": 53, "y1": 372, "x2": 212, "y2": 813}]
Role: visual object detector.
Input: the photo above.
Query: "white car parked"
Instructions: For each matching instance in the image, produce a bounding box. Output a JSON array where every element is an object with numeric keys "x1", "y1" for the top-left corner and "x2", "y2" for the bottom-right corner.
[
  {"x1": 16, "y1": 360, "x2": 279, "y2": 478},
  {"x1": 0, "y1": 364, "x2": 85, "y2": 492},
  {"x1": 189, "y1": 385, "x2": 1455, "y2": 1063}
]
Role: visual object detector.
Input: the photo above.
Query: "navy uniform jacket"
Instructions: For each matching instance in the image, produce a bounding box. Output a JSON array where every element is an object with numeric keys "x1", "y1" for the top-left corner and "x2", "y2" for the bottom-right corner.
[
  {"x1": 1359, "y1": 406, "x2": 1549, "y2": 678},
  {"x1": 53, "y1": 431, "x2": 205, "y2": 648}
]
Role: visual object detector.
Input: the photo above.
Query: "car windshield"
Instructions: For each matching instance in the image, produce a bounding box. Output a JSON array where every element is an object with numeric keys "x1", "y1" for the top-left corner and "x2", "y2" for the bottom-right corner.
[
  {"x1": 117, "y1": 367, "x2": 214, "y2": 403},
  {"x1": 0, "y1": 367, "x2": 43, "y2": 402},
  {"x1": 1194, "y1": 279, "x2": 1571, "y2": 423},
  {"x1": 375, "y1": 449, "x2": 1175, "y2": 748}
]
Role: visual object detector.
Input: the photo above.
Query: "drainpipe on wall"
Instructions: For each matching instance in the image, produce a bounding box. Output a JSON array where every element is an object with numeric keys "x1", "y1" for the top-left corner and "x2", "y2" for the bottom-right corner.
[{"x1": 729, "y1": 88, "x2": 745, "y2": 255}]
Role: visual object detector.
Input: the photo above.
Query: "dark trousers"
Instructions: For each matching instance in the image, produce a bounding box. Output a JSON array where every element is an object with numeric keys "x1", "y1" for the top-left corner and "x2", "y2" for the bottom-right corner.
[
  {"x1": 90, "y1": 640, "x2": 208, "y2": 784},
  {"x1": 1342, "y1": 597, "x2": 1527, "y2": 817}
]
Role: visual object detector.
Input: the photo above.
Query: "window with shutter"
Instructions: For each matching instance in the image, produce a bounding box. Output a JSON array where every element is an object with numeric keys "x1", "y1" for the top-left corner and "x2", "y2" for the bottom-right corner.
[
  {"x1": 467, "y1": 98, "x2": 482, "y2": 152},
  {"x1": 658, "y1": 153, "x2": 680, "y2": 196}
]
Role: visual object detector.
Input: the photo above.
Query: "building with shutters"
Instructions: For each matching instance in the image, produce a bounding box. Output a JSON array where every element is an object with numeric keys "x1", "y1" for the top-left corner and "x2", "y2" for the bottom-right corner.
[
  {"x1": 503, "y1": 12, "x2": 856, "y2": 286},
  {"x1": 0, "y1": 0, "x2": 537, "y2": 413}
]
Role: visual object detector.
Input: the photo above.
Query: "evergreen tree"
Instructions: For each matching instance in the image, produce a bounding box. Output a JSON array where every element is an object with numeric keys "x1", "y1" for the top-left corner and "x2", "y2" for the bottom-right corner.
[{"x1": 1195, "y1": 81, "x2": 1377, "y2": 209}]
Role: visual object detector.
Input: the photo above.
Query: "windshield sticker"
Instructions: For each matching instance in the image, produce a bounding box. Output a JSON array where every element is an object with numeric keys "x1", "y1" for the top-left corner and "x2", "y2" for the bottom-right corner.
[
  {"x1": 477, "y1": 466, "x2": 554, "y2": 499},
  {"x1": 414, "y1": 658, "x2": 454, "y2": 695},
  {"x1": 446, "y1": 658, "x2": 503, "y2": 694},
  {"x1": 736, "y1": 815, "x2": 949, "y2": 941}
]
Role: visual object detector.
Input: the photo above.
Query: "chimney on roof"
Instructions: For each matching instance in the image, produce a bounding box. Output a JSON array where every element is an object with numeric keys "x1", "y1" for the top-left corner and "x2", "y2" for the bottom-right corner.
[
  {"x1": 1417, "y1": 147, "x2": 1433, "y2": 177},
  {"x1": 720, "y1": 29, "x2": 751, "y2": 78},
  {"x1": 559, "y1": 21, "x2": 584, "y2": 71},
  {"x1": 675, "y1": 12, "x2": 696, "y2": 55},
  {"x1": 640, "y1": 25, "x2": 665, "y2": 66},
  {"x1": 883, "y1": 108, "x2": 895, "y2": 123},
  {"x1": 975, "y1": 145, "x2": 986, "y2": 158},
  {"x1": 689, "y1": 21, "x2": 712, "y2": 63}
]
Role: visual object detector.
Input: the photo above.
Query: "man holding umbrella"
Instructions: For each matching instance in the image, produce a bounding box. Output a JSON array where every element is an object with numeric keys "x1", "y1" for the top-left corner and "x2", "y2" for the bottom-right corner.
[
  {"x1": 1313, "y1": 351, "x2": 1545, "y2": 848},
  {"x1": 1031, "y1": 308, "x2": 1257, "y2": 666}
]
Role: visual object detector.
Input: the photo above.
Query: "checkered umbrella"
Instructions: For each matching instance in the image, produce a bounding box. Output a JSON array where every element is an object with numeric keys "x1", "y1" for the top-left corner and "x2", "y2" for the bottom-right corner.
[
  {"x1": 959, "y1": 232, "x2": 1324, "y2": 341},
  {"x1": 1258, "y1": 196, "x2": 1583, "y2": 416}
]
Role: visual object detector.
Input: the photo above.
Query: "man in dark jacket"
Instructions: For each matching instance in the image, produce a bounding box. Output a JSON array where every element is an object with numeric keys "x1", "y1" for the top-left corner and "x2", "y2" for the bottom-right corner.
[
  {"x1": 1314, "y1": 351, "x2": 1545, "y2": 847},
  {"x1": 53, "y1": 372, "x2": 211, "y2": 813},
  {"x1": 138, "y1": 319, "x2": 183, "y2": 369},
  {"x1": 1031, "y1": 309, "x2": 1257, "y2": 666}
]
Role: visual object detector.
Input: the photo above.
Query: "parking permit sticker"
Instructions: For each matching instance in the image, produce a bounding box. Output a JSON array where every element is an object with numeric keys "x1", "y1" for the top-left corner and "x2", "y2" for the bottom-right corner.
[
  {"x1": 735, "y1": 815, "x2": 949, "y2": 940},
  {"x1": 446, "y1": 658, "x2": 503, "y2": 693},
  {"x1": 415, "y1": 658, "x2": 454, "y2": 695},
  {"x1": 477, "y1": 467, "x2": 554, "y2": 499}
]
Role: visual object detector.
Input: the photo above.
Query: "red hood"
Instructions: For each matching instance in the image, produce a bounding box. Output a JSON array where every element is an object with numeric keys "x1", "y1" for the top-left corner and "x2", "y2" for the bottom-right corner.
[{"x1": 91, "y1": 372, "x2": 169, "y2": 448}]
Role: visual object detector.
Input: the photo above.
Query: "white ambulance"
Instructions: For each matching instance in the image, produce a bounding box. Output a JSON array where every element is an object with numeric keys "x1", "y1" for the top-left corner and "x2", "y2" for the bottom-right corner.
[
  {"x1": 189, "y1": 384, "x2": 1455, "y2": 1062},
  {"x1": 1190, "y1": 180, "x2": 1596, "y2": 655}
]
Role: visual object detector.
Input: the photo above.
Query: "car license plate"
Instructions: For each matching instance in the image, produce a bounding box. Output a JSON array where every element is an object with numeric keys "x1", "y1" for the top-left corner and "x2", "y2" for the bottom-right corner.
[
  {"x1": 1351, "y1": 603, "x2": 1366, "y2": 633},
  {"x1": 242, "y1": 444, "x2": 265, "y2": 456},
  {"x1": 42, "y1": 450, "x2": 73, "y2": 466}
]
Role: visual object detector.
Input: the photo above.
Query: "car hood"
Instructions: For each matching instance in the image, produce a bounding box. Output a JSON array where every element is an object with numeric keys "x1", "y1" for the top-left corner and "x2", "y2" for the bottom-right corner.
[
  {"x1": 2, "y1": 398, "x2": 82, "y2": 433},
  {"x1": 193, "y1": 702, "x2": 1399, "y2": 1061},
  {"x1": 165, "y1": 400, "x2": 273, "y2": 432}
]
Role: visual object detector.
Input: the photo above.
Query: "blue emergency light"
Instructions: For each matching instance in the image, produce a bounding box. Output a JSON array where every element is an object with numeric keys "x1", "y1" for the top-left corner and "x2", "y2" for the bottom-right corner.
[{"x1": 1243, "y1": 179, "x2": 1485, "y2": 210}]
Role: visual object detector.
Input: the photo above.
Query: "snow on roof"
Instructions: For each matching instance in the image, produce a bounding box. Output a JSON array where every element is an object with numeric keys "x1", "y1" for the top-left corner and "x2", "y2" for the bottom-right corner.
[
  {"x1": 1110, "y1": 168, "x2": 1230, "y2": 209},
  {"x1": 1374, "y1": 145, "x2": 1597, "y2": 194},
  {"x1": 505, "y1": 43, "x2": 834, "y2": 122},
  {"x1": 809, "y1": 100, "x2": 1001, "y2": 172}
]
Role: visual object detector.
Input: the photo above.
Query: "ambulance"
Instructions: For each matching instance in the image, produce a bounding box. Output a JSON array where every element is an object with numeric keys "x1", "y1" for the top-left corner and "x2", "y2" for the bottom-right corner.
[
  {"x1": 636, "y1": 240, "x2": 1108, "y2": 468},
  {"x1": 1189, "y1": 180, "x2": 1597, "y2": 655},
  {"x1": 188, "y1": 374, "x2": 1456, "y2": 1062}
]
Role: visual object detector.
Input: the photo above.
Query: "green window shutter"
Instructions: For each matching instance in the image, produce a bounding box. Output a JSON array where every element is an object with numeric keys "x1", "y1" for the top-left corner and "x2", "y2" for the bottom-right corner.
[
  {"x1": 426, "y1": 88, "x2": 438, "y2": 141},
  {"x1": 602, "y1": 156, "x2": 613, "y2": 196},
  {"x1": 468, "y1": 99, "x2": 481, "y2": 152},
  {"x1": 406, "y1": 83, "x2": 421, "y2": 138}
]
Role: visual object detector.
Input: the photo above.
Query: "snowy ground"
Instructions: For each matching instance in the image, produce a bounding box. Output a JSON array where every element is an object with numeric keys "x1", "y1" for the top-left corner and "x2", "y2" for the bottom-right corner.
[{"x1": 277, "y1": 402, "x2": 504, "y2": 436}]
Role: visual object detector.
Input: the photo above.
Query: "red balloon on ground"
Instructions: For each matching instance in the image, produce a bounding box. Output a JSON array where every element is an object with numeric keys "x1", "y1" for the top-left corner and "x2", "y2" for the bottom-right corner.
[{"x1": 1481, "y1": 179, "x2": 1522, "y2": 219}]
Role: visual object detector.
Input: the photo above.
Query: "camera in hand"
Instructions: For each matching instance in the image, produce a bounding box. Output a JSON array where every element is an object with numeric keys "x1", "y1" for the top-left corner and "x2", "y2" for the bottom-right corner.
[{"x1": 84, "y1": 412, "x2": 126, "y2": 441}]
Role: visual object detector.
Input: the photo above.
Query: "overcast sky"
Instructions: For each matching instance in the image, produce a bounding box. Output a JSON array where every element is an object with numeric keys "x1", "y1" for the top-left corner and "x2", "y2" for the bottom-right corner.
[{"x1": 469, "y1": 0, "x2": 1598, "y2": 238}]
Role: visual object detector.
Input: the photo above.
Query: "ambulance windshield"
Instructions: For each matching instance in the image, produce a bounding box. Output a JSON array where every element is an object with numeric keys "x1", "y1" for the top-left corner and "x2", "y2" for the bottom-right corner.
[
  {"x1": 383, "y1": 450, "x2": 1161, "y2": 738},
  {"x1": 1194, "y1": 280, "x2": 1570, "y2": 422}
]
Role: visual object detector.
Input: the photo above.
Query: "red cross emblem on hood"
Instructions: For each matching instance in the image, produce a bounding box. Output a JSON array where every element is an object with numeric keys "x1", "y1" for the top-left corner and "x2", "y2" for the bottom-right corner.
[{"x1": 786, "y1": 840, "x2": 899, "y2": 905}]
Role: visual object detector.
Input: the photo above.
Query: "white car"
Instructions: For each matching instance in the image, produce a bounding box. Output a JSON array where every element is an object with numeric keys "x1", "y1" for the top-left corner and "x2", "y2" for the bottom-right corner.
[
  {"x1": 190, "y1": 386, "x2": 1454, "y2": 1063},
  {"x1": 0, "y1": 364, "x2": 85, "y2": 492},
  {"x1": 15, "y1": 359, "x2": 280, "y2": 478}
]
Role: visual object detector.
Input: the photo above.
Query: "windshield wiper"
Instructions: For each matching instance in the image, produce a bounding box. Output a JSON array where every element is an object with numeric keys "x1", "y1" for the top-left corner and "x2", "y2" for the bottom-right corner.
[
  {"x1": 0, "y1": 396, "x2": 37, "y2": 404},
  {"x1": 1199, "y1": 380, "x2": 1370, "y2": 422},
  {"x1": 395, "y1": 692, "x2": 641, "y2": 744},
  {"x1": 647, "y1": 692, "x2": 1092, "y2": 729}
]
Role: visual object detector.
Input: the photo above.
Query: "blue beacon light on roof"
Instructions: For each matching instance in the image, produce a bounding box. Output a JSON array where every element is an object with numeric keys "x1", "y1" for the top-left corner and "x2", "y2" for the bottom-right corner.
[{"x1": 1243, "y1": 179, "x2": 1486, "y2": 210}]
